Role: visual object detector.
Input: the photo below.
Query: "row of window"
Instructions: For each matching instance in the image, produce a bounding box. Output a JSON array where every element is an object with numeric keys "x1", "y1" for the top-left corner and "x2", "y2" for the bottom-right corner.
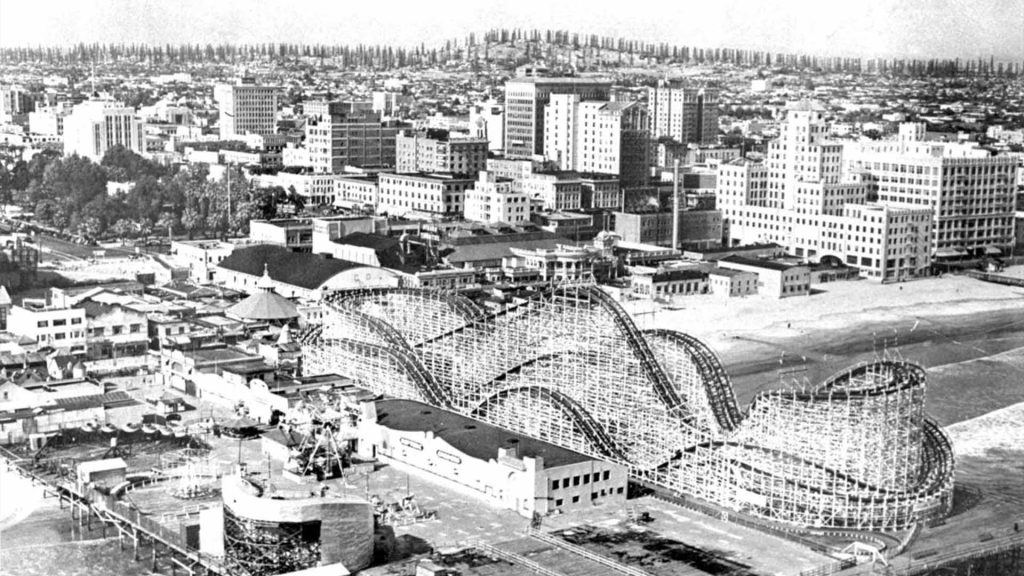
[
  {"x1": 553, "y1": 487, "x2": 624, "y2": 507},
  {"x1": 550, "y1": 469, "x2": 612, "y2": 491},
  {"x1": 37, "y1": 317, "x2": 82, "y2": 328}
]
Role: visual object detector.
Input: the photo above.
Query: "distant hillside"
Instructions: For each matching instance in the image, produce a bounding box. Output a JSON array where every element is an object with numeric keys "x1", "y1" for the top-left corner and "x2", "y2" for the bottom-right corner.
[{"x1": 0, "y1": 28, "x2": 1019, "y2": 78}]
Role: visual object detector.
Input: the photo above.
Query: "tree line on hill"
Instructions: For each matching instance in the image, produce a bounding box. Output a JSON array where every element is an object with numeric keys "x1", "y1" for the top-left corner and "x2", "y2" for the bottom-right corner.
[
  {"x1": 0, "y1": 146, "x2": 299, "y2": 243},
  {"x1": 0, "y1": 28, "x2": 1018, "y2": 77}
]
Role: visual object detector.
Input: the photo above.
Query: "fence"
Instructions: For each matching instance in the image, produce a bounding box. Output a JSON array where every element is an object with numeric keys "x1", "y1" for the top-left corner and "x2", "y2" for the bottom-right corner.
[
  {"x1": 799, "y1": 558, "x2": 857, "y2": 576},
  {"x1": 963, "y1": 270, "x2": 1024, "y2": 287}
]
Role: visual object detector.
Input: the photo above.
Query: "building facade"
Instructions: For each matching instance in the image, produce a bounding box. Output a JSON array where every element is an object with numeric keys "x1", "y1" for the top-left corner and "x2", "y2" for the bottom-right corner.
[
  {"x1": 845, "y1": 123, "x2": 1017, "y2": 258},
  {"x1": 213, "y1": 78, "x2": 280, "y2": 139},
  {"x1": 718, "y1": 103, "x2": 934, "y2": 283},
  {"x1": 504, "y1": 77, "x2": 611, "y2": 159},
  {"x1": 303, "y1": 103, "x2": 405, "y2": 173},
  {"x1": 464, "y1": 171, "x2": 531, "y2": 224},
  {"x1": 396, "y1": 129, "x2": 488, "y2": 176},
  {"x1": 648, "y1": 82, "x2": 719, "y2": 145},
  {"x1": 544, "y1": 95, "x2": 649, "y2": 188},
  {"x1": 63, "y1": 99, "x2": 145, "y2": 161},
  {"x1": 377, "y1": 173, "x2": 474, "y2": 216}
]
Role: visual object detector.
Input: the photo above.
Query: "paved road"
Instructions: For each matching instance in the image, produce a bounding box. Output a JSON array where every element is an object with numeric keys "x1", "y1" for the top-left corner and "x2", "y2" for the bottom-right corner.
[{"x1": 35, "y1": 235, "x2": 137, "y2": 262}]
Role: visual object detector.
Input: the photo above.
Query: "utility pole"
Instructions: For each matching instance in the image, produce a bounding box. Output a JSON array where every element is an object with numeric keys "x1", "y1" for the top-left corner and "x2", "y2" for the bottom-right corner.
[{"x1": 672, "y1": 158, "x2": 680, "y2": 250}]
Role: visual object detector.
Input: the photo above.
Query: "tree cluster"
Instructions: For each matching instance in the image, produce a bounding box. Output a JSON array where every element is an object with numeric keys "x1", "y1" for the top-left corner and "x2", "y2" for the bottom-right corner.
[{"x1": 1, "y1": 146, "x2": 288, "y2": 242}]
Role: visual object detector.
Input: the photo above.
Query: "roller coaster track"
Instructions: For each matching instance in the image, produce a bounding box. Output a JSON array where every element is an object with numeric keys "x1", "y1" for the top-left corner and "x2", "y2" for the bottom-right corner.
[
  {"x1": 562, "y1": 286, "x2": 686, "y2": 417},
  {"x1": 473, "y1": 385, "x2": 629, "y2": 462},
  {"x1": 643, "y1": 329, "x2": 742, "y2": 434},
  {"x1": 313, "y1": 302, "x2": 454, "y2": 408},
  {"x1": 746, "y1": 361, "x2": 925, "y2": 417},
  {"x1": 680, "y1": 417, "x2": 953, "y2": 505},
  {"x1": 327, "y1": 287, "x2": 484, "y2": 322},
  {"x1": 821, "y1": 361, "x2": 926, "y2": 395}
]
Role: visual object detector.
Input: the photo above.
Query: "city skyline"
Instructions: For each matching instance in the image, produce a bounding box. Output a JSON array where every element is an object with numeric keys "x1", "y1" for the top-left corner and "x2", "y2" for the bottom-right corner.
[{"x1": 1, "y1": 0, "x2": 1022, "y2": 60}]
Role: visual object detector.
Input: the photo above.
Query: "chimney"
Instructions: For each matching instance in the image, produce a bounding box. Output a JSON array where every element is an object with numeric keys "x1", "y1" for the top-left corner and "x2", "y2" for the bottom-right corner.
[{"x1": 672, "y1": 158, "x2": 680, "y2": 250}]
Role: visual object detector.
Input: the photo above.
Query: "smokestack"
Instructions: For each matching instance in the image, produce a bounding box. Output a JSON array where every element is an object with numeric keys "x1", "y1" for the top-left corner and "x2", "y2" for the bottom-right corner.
[{"x1": 672, "y1": 158, "x2": 680, "y2": 251}]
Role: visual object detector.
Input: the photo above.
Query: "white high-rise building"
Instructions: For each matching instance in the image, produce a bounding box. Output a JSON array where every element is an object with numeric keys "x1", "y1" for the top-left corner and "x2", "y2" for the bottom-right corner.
[
  {"x1": 214, "y1": 77, "x2": 280, "y2": 139},
  {"x1": 464, "y1": 171, "x2": 531, "y2": 224},
  {"x1": 719, "y1": 102, "x2": 933, "y2": 283},
  {"x1": 62, "y1": 98, "x2": 145, "y2": 161},
  {"x1": 845, "y1": 123, "x2": 1017, "y2": 258},
  {"x1": 543, "y1": 94, "x2": 649, "y2": 187}
]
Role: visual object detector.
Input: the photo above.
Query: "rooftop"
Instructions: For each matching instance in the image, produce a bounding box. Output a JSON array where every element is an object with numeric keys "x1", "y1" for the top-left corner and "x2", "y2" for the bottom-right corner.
[
  {"x1": 719, "y1": 255, "x2": 800, "y2": 272},
  {"x1": 218, "y1": 244, "x2": 366, "y2": 290},
  {"x1": 375, "y1": 399, "x2": 591, "y2": 468}
]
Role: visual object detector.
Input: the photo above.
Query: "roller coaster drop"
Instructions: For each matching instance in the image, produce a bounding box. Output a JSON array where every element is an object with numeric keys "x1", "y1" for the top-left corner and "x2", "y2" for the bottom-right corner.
[{"x1": 300, "y1": 285, "x2": 954, "y2": 531}]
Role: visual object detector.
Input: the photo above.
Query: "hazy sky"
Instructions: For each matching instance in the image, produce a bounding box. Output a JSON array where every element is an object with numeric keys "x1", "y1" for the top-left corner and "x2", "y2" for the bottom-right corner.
[{"x1": 1, "y1": 0, "x2": 1021, "y2": 59}]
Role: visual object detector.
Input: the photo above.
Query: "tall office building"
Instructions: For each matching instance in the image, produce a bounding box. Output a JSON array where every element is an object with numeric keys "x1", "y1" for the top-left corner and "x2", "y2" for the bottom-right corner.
[
  {"x1": 304, "y1": 101, "x2": 407, "y2": 173},
  {"x1": 0, "y1": 84, "x2": 36, "y2": 120},
  {"x1": 718, "y1": 102, "x2": 933, "y2": 283},
  {"x1": 845, "y1": 123, "x2": 1017, "y2": 258},
  {"x1": 648, "y1": 82, "x2": 719, "y2": 145},
  {"x1": 62, "y1": 98, "x2": 145, "y2": 161},
  {"x1": 503, "y1": 76, "x2": 611, "y2": 159},
  {"x1": 543, "y1": 94, "x2": 649, "y2": 188},
  {"x1": 213, "y1": 77, "x2": 280, "y2": 139},
  {"x1": 396, "y1": 129, "x2": 489, "y2": 176}
]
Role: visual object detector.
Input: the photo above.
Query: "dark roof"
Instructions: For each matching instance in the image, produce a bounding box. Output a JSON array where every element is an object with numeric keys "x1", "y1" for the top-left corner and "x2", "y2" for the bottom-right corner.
[
  {"x1": 336, "y1": 232, "x2": 400, "y2": 251},
  {"x1": 652, "y1": 269, "x2": 706, "y2": 282},
  {"x1": 719, "y1": 255, "x2": 798, "y2": 272},
  {"x1": 217, "y1": 245, "x2": 364, "y2": 290},
  {"x1": 445, "y1": 237, "x2": 568, "y2": 265},
  {"x1": 375, "y1": 399, "x2": 590, "y2": 468}
]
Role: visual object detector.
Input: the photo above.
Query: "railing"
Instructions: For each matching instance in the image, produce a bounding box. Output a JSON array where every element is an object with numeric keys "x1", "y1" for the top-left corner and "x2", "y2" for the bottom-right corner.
[
  {"x1": 963, "y1": 269, "x2": 1024, "y2": 287},
  {"x1": 884, "y1": 529, "x2": 1024, "y2": 575},
  {"x1": 798, "y1": 558, "x2": 857, "y2": 576},
  {"x1": 474, "y1": 542, "x2": 568, "y2": 576},
  {"x1": 526, "y1": 528, "x2": 654, "y2": 576}
]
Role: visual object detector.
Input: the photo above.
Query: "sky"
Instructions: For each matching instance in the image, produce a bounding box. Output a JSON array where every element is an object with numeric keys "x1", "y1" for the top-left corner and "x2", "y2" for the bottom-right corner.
[{"x1": 0, "y1": 0, "x2": 1021, "y2": 60}]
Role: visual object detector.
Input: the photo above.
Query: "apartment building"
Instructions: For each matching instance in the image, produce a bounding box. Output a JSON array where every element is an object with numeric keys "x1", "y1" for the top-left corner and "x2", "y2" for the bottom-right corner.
[
  {"x1": 648, "y1": 82, "x2": 719, "y2": 145},
  {"x1": 504, "y1": 76, "x2": 611, "y2": 159},
  {"x1": 396, "y1": 129, "x2": 488, "y2": 175},
  {"x1": 6, "y1": 300, "x2": 87, "y2": 354},
  {"x1": 377, "y1": 172, "x2": 474, "y2": 216},
  {"x1": 717, "y1": 103, "x2": 933, "y2": 283},
  {"x1": 302, "y1": 102, "x2": 406, "y2": 173},
  {"x1": 544, "y1": 95, "x2": 649, "y2": 187},
  {"x1": 464, "y1": 171, "x2": 531, "y2": 224},
  {"x1": 845, "y1": 123, "x2": 1017, "y2": 258}
]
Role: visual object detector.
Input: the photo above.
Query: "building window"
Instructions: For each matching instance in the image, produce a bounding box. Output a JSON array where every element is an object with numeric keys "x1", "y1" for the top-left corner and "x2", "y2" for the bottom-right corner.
[
  {"x1": 603, "y1": 470, "x2": 610, "y2": 481},
  {"x1": 37, "y1": 321, "x2": 48, "y2": 328},
  {"x1": 555, "y1": 499, "x2": 563, "y2": 507},
  {"x1": 583, "y1": 473, "x2": 590, "y2": 484},
  {"x1": 551, "y1": 480, "x2": 559, "y2": 491},
  {"x1": 130, "y1": 324, "x2": 141, "y2": 334},
  {"x1": 71, "y1": 318, "x2": 82, "y2": 325},
  {"x1": 572, "y1": 496, "x2": 580, "y2": 504},
  {"x1": 562, "y1": 478, "x2": 570, "y2": 488},
  {"x1": 53, "y1": 319, "x2": 67, "y2": 327}
]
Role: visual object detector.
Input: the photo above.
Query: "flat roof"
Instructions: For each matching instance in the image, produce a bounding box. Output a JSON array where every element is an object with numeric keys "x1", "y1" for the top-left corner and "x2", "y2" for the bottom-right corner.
[
  {"x1": 720, "y1": 255, "x2": 799, "y2": 272},
  {"x1": 375, "y1": 399, "x2": 591, "y2": 468}
]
